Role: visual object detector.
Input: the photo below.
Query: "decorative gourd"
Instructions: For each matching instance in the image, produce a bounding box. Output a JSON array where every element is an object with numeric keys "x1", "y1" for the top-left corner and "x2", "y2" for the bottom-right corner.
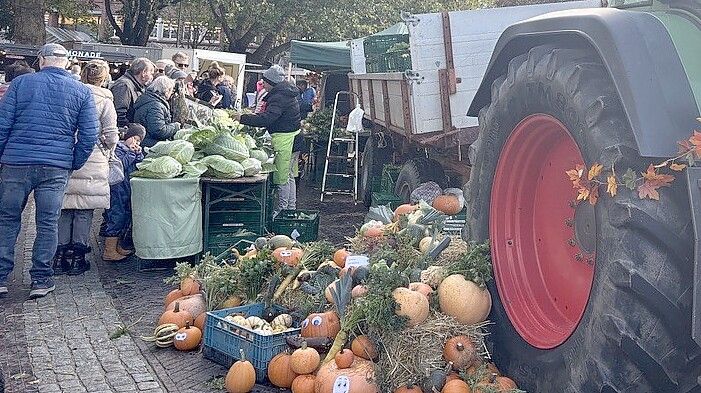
[
  {"x1": 443, "y1": 336, "x2": 477, "y2": 370},
  {"x1": 409, "y1": 282, "x2": 433, "y2": 298},
  {"x1": 166, "y1": 294, "x2": 206, "y2": 319},
  {"x1": 333, "y1": 248, "x2": 350, "y2": 268},
  {"x1": 441, "y1": 379, "x2": 470, "y2": 393},
  {"x1": 432, "y1": 195, "x2": 462, "y2": 215},
  {"x1": 291, "y1": 374, "x2": 316, "y2": 393},
  {"x1": 325, "y1": 281, "x2": 340, "y2": 304},
  {"x1": 268, "y1": 352, "x2": 298, "y2": 388},
  {"x1": 226, "y1": 315, "x2": 250, "y2": 329},
  {"x1": 180, "y1": 276, "x2": 201, "y2": 296},
  {"x1": 350, "y1": 335, "x2": 378, "y2": 360},
  {"x1": 272, "y1": 313, "x2": 293, "y2": 329},
  {"x1": 164, "y1": 289, "x2": 184, "y2": 308},
  {"x1": 272, "y1": 247, "x2": 304, "y2": 266},
  {"x1": 158, "y1": 302, "x2": 193, "y2": 328},
  {"x1": 142, "y1": 323, "x2": 179, "y2": 348},
  {"x1": 290, "y1": 342, "x2": 321, "y2": 375},
  {"x1": 394, "y1": 204, "x2": 419, "y2": 221},
  {"x1": 301, "y1": 311, "x2": 340, "y2": 339},
  {"x1": 225, "y1": 349, "x2": 256, "y2": 393},
  {"x1": 246, "y1": 316, "x2": 267, "y2": 329},
  {"x1": 438, "y1": 275, "x2": 492, "y2": 325},
  {"x1": 334, "y1": 348, "x2": 355, "y2": 369},
  {"x1": 222, "y1": 295, "x2": 243, "y2": 308},
  {"x1": 351, "y1": 285, "x2": 368, "y2": 298},
  {"x1": 314, "y1": 356, "x2": 380, "y2": 393},
  {"x1": 395, "y1": 384, "x2": 424, "y2": 393},
  {"x1": 173, "y1": 322, "x2": 202, "y2": 351},
  {"x1": 392, "y1": 287, "x2": 430, "y2": 327},
  {"x1": 419, "y1": 237, "x2": 441, "y2": 254},
  {"x1": 269, "y1": 234, "x2": 294, "y2": 249}
]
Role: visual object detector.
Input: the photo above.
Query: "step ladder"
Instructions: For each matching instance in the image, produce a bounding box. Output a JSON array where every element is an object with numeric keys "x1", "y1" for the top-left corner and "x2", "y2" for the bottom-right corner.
[{"x1": 320, "y1": 91, "x2": 361, "y2": 202}]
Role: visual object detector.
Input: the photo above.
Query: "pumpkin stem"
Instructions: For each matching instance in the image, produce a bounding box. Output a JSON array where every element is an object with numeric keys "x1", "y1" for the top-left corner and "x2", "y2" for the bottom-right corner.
[
  {"x1": 239, "y1": 348, "x2": 246, "y2": 362},
  {"x1": 174, "y1": 302, "x2": 180, "y2": 312},
  {"x1": 456, "y1": 342, "x2": 464, "y2": 352},
  {"x1": 301, "y1": 341, "x2": 308, "y2": 350},
  {"x1": 185, "y1": 321, "x2": 191, "y2": 329}
]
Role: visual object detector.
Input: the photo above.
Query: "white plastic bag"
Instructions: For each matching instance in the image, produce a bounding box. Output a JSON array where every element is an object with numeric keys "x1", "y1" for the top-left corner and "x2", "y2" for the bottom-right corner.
[{"x1": 346, "y1": 104, "x2": 365, "y2": 133}]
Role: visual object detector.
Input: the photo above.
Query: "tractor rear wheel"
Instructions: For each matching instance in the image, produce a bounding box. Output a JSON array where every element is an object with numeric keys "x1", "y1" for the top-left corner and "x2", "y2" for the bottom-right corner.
[{"x1": 467, "y1": 45, "x2": 701, "y2": 392}]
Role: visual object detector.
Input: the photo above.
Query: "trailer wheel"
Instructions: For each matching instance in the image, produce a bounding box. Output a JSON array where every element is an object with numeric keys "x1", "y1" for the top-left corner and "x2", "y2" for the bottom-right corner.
[
  {"x1": 468, "y1": 45, "x2": 700, "y2": 392},
  {"x1": 395, "y1": 158, "x2": 446, "y2": 203},
  {"x1": 360, "y1": 132, "x2": 392, "y2": 207}
]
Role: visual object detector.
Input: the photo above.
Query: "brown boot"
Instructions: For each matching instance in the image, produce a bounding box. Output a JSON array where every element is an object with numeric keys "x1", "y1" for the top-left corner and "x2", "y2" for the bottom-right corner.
[
  {"x1": 116, "y1": 243, "x2": 134, "y2": 256},
  {"x1": 103, "y1": 237, "x2": 127, "y2": 261}
]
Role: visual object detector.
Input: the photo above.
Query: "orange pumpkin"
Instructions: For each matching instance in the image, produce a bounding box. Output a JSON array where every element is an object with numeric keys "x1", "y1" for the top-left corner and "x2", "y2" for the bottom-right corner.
[
  {"x1": 301, "y1": 311, "x2": 340, "y2": 339},
  {"x1": 364, "y1": 226, "x2": 384, "y2": 238},
  {"x1": 166, "y1": 294, "x2": 206, "y2": 319},
  {"x1": 164, "y1": 289, "x2": 184, "y2": 308},
  {"x1": 495, "y1": 376, "x2": 517, "y2": 390},
  {"x1": 194, "y1": 312, "x2": 207, "y2": 332},
  {"x1": 158, "y1": 302, "x2": 193, "y2": 328},
  {"x1": 268, "y1": 352, "x2": 298, "y2": 388},
  {"x1": 394, "y1": 204, "x2": 418, "y2": 221},
  {"x1": 272, "y1": 247, "x2": 304, "y2": 266},
  {"x1": 180, "y1": 276, "x2": 201, "y2": 296},
  {"x1": 351, "y1": 335, "x2": 378, "y2": 360},
  {"x1": 446, "y1": 372, "x2": 461, "y2": 382},
  {"x1": 409, "y1": 282, "x2": 433, "y2": 298},
  {"x1": 225, "y1": 349, "x2": 255, "y2": 393},
  {"x1": 334, "y1": 348, "x2": 354, "y2": 369},
  {"x1": 333, "y1": 248, "x2": 350, "y2": 268},
  {"x1": 474, "y1": 373, "x2": 517, "y2": 393},
  {"x1": 432, "y1": 195, "x2": 462, "y2": 215},
  {"x1": 173, "y1": 322, "x2": 202, "y2": 351},
  {"x1": 395, "y1": 384, "x2": 424, "y2": 393},
  {"x1": 315, "y1": 356, "x2": 379, "y2": 393},
  {"x1": 290, "y1": 342, "x2": 321, "y2": 375},
  {"x1": 351, "y1": 285, "x2": 368, "y2": 298},
  {"x1": 291, "y1": 374, "x2": 316, "y2": 393},
  {"x1": 442, "y1": 379, "x2": 471, "y2": 393},
  {"x1": 443, "y1": 336, "x2": 477, "y2": 370}
]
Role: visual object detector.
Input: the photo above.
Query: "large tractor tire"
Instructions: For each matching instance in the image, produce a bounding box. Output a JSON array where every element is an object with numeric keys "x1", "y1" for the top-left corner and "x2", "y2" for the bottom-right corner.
[
  {"x1": 395, "y1": 158, "x2": 447, "y2": 203},
  {"x1": 467, "y1": 45, "x2": 701, "y2": 392},
  {"x1": 360, "y1": 132, "x2": 393, "y2": 207}
]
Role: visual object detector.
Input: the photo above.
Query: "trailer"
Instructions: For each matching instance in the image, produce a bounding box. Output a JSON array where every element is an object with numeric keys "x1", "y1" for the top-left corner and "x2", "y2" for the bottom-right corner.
[{"x1": 351, "y1": 0, "x2": 601, "y2": 205}]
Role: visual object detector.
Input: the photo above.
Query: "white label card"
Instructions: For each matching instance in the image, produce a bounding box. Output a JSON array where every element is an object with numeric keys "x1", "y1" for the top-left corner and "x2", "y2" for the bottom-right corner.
[{"x1": 344, "y1": 255, "x2": 369, "y2": 268}]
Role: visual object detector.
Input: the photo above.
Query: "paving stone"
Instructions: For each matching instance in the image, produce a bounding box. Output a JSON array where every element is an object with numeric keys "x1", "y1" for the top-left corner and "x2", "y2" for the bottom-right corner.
[{"x1": 137, "y1": 381, "x2": 162, "y2": 390}]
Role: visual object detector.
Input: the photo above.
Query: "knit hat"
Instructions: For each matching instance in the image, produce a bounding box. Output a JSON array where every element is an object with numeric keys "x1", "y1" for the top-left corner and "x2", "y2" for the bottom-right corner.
[
  {"x1": 167, "y1": 68, "x2": 188, "y2": 80},
  {"x1": 262, "y1": 65, "x2": 286, "y2": 86},
  {"x1": 123, "y1": 123, "x2": 146, "y2": 141}
]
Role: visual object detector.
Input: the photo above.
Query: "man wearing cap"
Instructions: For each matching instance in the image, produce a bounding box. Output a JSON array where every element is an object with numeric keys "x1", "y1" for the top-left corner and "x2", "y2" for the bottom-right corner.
[
  {"x1": 111, "y1": 57, "x2": 155, "y2": 127},
  {"x1": 237, "y1": 64, "x2": 302, "y2": 216},
  {"x1": 0, "y1": 43, "x2": 100, "y2": 299}
]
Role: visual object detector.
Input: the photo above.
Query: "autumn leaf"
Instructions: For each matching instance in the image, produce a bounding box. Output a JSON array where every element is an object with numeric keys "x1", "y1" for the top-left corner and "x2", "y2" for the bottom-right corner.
[
  {"x1": 670, "y1": 163, "x2": 687, "y2": 171},
  {"x1": 588, "y1": 163, "x2": 604, "y2": 181},
  {"x1": 679, "y1": 139, "x2": 693, "y2": 154},
  {"x1": 589, "y1": 186, "x2": 600, "y2": 205},
  {"x1": 638, "y1": 181, "x2": 661, "y2": 200},
  {"x1": 622, "y1": 168, "x2": 637, "y2": 190},
  {"x1": 607, "y1": 175, "x2": 617, "y2": 197},
  {"x1": 642, "y1": 164, "x2": 675, "y2": 187},
  {"x1": 689, "y1": 131, "x2": 701, "y2": 158},
  {"x1": 577, "y1": 187, "x2": 590, "y2": 202}
]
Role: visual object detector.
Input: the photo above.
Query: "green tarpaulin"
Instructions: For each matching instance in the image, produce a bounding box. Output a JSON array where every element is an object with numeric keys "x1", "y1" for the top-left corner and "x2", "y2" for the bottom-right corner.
[
  {"x1": 290, "y1": 40, "x2": 351, "y2": 72},
  {"x1": 131, "y1": 177, "x2": 202, "y2": 259}
]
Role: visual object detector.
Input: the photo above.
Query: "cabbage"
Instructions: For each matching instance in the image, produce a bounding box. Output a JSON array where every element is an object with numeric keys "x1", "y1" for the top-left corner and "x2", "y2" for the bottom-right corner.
[
  {"x1": 241, "y1": 158, "x2": 262, "y2": 176},
  {"x1": 201, "y1": 155, "x2": 244, "y2": 178},
  {"x1": 205, "y1": 133, "x2": 249, "y2": 162},
  {"x1": 242, "y1": 134, "x2": 257, "y2": 149},
  {"x1": 132, "y1": 156, "x2": 182, "y2": 179},
  {"x1": 182, "y1": 161, "x2": 208, "y2": 178},
  {"x1": 249, "y1": 149, "x2": 269, "y2": 163},
  {"x1": 174, "y1": 128, "x2": 194, "y2": 141},
  {"x1": 147, "y1": 140, "x2": 194, "y2": 164},
  {"x1": 189, "y1": 126, "x2": 220, "y2": 149}
]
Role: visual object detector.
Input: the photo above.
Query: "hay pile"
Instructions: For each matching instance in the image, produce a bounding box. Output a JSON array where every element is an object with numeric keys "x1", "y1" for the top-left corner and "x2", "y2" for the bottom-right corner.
[
  {"x1": 375, "y1": 312, "x2": 490, "y2": 390},
  {"x1": 435, "y1": 235, "x2": 470, "y2": 266}
]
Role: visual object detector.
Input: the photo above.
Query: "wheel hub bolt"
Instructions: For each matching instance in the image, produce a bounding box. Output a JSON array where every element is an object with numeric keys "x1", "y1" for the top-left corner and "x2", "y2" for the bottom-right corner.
[
  {"x1": 565, "y1": 218, "x2": 573, "y2": 227},
  {"x1": 568, "y1": 238, "x2": 576, "y2": 246}
]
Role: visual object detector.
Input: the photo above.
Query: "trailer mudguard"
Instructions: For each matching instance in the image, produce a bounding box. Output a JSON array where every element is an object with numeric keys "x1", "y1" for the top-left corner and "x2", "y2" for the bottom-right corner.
[{"x1": 467, "y1": 7, "x2": 699, "y2": 158}]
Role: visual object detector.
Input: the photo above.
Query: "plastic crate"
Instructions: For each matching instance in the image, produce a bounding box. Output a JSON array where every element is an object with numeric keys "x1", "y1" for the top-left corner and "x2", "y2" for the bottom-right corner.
[
  {"x1": 372, "y1": 192, "x2": 402, "y2": 210},
  {"x1": 206, "y1": 232, "x2": 258, "y2": 256},
  {"x1": 365, "y1": 51, "x2": 412, "y2": 73},
  {"x1": 203, "y1": 303, "x2": 300, "y2": 382},
  {"x1": 271, "y1": 210, "x2": 319, "y2": 243},
  {"x1": 380, "y1": 164, "x2": 402, "y2": 194},
  {"x1": 363, "y1": 34, "x2": 409, "y2": 57},
  {"x1": 444, "y1": 208, "x2": 467, "y2": 235}
]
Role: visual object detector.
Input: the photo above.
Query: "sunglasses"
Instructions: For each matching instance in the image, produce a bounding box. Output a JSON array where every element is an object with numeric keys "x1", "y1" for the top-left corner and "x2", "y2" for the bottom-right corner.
[{"x1": 176, "y1": 63, "x2": 189, "y2": 69}]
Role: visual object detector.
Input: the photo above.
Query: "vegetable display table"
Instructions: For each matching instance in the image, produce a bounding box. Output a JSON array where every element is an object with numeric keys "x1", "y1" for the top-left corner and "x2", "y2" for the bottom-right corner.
[
  {"x1": 201, "y1": 174, "x2": 271, "y2": 255},
  {"x1": 131, "y1": 177, "x2": 203, "y2": 259}
]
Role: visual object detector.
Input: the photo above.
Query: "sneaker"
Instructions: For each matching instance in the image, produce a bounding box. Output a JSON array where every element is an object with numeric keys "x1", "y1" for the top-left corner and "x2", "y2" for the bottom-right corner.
[
  {"x1": 0, "y1": 282, "x2": 7, "y2": 297},
  {"x1": 29, "y1": 279, "x2": 55, "y2": 299}
]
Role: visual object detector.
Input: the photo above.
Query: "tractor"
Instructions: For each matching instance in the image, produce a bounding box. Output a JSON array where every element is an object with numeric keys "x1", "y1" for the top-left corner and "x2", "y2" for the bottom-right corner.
[{"x1": 465, "y1": 0, "x2": 701, "y2": 391}]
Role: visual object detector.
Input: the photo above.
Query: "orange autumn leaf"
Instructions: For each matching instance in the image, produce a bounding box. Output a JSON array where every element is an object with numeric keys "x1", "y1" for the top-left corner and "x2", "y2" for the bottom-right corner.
[
  {"x1": 589, "y1": 186, "x2": 600, "y2": 205},
  {"x1": 689, "y1": 131, "x2": 701, "y2": 158},
  {"x1": 638, "y1": 181, "x2": 661, "y2": 200},
  {"x1": 670, "y1": 163, "x2": 687, "y2": 171},
  {"x1": 642, "y1": 164, "x2": 675, "y2": 187},
  {"x1": 588, "y1": 163, "x2": 604, "y2": 181},
  {"x1": 577, "y1": 187, "x2": 590, "y2": 202},
  {"x1": 606, "y1": 175, "x2": 617, "y2": 197}
]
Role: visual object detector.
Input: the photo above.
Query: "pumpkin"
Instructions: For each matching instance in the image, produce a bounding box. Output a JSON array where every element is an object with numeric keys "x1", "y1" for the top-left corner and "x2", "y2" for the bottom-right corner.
[
  {"x1": 394, "y1": 204, "x2": 419, "y2": 221},
  {"x1": 166, "y1": 294, "x2": 207, "y2": 319},
  {"x1": 222, "y1": 295, "x2": 243, "y2": 308},
  {"x1": 334, "y1": 348, "x2": 355, "y2": 369},
  {"x1": 443, "y1": 336, "x2": 477, "y2": 370},
  {"x1": 164, "y1": 289, "x2": 184, "y2": 307},
  {"x1": 290, "y1": 342, "x2": 321, "y2": 374},
  {"x1": 272, "y1": 313, "x2": 293, "y2": 329},
  {"x1": 158, "y1": 302, "x2": 193, "y2": 328},
  {"x1": 325, "y1": 281, "x2": 339, "y2": 304},
  {"x1": 364, "y1": 226, "x2": 384, "y2": 238},
  {"x1": 438, "y1": 275, "x2": 491, "y2": 325},
  {"x1": 268, "y1": 352, "x2": 298, "y2": 388},
  {"x1": 333, "y1": 248, "x2": 350, "y2": 268},
  {"x1": 351, "y1": 335, "x2": 378, "y2": 360},
  {"x1": 144, "y1": 323, "x2": 179, "y2": 348},
  {"x1": 351, "y1": 285, "x2": 368, "y2": 298},
  {"x1": 173, "y1": 322, "x2": 202, "y2": 351},
  {"x1": 446, "y1": 373, "x2": 461, "y2": 382},
  {"x1": 314, "y1": 356, "x2": 379, "y2": 393},
  {"x1": 246, "y1": 316, "x2": 267, "y2": 329},
  {"x1": 418, "y1": 237, "x2": 442, "y2": 254},
  {"x1": 486, "y1": 362, "x2": 500, "y2": 376},
  {"x1": 194, "y1": 313, "x2": 207, "y2": 332},
  {"x1": 269, "y1": 234, "x2": 294, "y2": 249},
  {"x1": 392, "y1": 287, "x2": 430, "y2": 327},
  {"x1": 474, "y1": 373, "x2": 517, "y2": 393},
  {"x1": 273, "y1": 247, "x2": 304, "y2": 266},
  {"x1": 409, "y1": 282, "x2": 433, "y2": 298},
  {"x1": 441, "y1": 379, "x2": 470, "y2": 393},
  {"x1": 432, "y1": 195, "x2": 462, "y2": 215},
  {"x1": 180, "y1": 276, "x2": 201, "y2": 296},
  {"x1": 395, "y1": 384, "x2": 423, "y2": 393},
  {"x1": 225, "y1": 349, "x2": 256, "y2": 393},
  {"x1": 301, "y1": 311, "x2": 340, "y2": 339},
  {"x1": 291, "y1": 374, "x2": 316, "y2": 393}
]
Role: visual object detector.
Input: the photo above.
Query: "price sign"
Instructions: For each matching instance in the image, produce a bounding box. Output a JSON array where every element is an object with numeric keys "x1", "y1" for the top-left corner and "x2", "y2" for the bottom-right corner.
[{"x1": 344, "y1": 255, "x2": 369, "y2": 268}]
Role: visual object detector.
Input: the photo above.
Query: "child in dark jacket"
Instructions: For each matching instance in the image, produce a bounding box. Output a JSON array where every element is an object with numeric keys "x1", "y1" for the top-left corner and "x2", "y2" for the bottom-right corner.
[{"x1": 103, "y1": 124, "x2": 145, "y2": 261}]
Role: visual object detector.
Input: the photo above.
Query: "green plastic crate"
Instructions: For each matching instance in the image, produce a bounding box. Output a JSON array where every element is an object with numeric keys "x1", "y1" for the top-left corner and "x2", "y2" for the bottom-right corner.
[
  {"x1": 372, "y1": 192, "x2": 402, "y2": 210},
  {"x1": 363, "y1": 34, "x2": 409, "y2": 57},
  {"x1": 365, "y1": 51, "x2": 412, "y2": 73},
  {"x1": 444, "y1": 208, "x2": 467, "y2": 236},
  {"x1": 381, "y1": 164, "x2": 402, "y2": 194},
  {"x1": 272, "y1": 210, "x2": 320, "y2": 243}
]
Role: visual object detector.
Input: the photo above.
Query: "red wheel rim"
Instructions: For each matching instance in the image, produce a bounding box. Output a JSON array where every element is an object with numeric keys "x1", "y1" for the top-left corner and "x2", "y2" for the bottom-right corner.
[{"x1": 490, "y1": 114, "x2": 595, "y2": 349}]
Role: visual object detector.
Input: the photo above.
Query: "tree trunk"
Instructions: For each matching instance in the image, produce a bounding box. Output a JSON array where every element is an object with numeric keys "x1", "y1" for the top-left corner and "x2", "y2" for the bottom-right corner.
[{"x1": 12, "y1": 0, "x2": 45, "y2": 45}]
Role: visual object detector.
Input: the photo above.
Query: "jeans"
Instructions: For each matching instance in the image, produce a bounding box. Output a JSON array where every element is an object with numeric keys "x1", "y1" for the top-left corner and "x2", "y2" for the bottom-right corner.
[
  {"x1": 0, "y1": 165, "x2": 70, "y2": 283},
  {"x1": 58, "y1": 209, "x2": 94, "y2": 247}
]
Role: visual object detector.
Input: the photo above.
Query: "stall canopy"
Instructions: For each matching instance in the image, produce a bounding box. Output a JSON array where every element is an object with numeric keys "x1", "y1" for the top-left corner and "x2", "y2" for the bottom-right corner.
[{"x1": 290, "y1": 40, "x2": 351, "y2": 72}]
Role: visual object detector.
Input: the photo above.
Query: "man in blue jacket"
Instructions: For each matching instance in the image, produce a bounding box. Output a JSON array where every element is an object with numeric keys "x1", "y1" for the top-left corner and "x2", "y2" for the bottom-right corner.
[{"x1": 0, "y1": 43, "x2": 99, "y2": 299}]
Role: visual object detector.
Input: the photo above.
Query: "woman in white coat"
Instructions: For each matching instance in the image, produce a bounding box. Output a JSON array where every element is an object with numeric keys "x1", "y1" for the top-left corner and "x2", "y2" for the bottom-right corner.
[{"x1": 53, "y1": 60, "x2": 119, "y2": 275}]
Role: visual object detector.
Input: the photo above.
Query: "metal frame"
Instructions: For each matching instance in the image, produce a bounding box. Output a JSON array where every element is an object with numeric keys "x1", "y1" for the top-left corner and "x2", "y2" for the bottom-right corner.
[{"x1": 687, "y1": 167, "x2": 701, "y2": 347}]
